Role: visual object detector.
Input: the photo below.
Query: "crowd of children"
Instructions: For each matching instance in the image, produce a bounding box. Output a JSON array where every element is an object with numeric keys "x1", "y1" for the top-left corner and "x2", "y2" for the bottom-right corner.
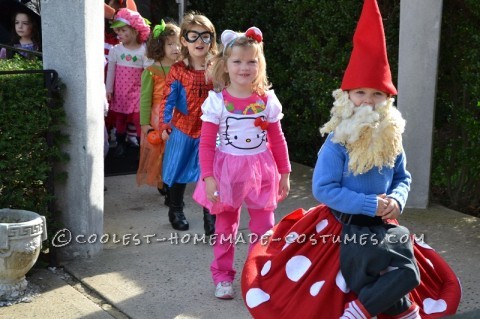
[{"x1": 9, "y1": 0, "x2": 461, "y2": 314}]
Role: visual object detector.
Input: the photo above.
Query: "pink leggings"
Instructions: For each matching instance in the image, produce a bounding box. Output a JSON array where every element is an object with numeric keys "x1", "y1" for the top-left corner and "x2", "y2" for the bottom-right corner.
[{"x1": 210, "y1": 207, "x2": 274, "y2": 285}]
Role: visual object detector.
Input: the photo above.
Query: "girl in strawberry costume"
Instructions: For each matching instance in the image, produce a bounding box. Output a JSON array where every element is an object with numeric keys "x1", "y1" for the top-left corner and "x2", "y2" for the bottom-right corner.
[{"x1": 105, "y1": 8, "x2": 150, "y2": 158}]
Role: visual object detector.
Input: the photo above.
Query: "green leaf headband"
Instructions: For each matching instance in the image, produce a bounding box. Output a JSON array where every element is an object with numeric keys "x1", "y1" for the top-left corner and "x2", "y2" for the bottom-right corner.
[{"x1": 153, "y1": 20, "x2": 166, "y2": 39}]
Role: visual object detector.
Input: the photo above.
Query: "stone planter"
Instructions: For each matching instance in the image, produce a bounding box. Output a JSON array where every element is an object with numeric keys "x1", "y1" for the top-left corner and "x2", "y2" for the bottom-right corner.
[{"x1": 0, "y1": 208, "x2": 47, "y2": 301}]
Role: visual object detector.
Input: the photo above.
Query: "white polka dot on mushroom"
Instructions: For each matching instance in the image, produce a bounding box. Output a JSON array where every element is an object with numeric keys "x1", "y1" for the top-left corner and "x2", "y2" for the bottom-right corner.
[
  {"x1": 246, "y1": 288, "x2": 271, "y2": 308},
  {"x1": 423, "y1": 298, "x2": 447, "y2": 314},
  {"x1": 315, "y1": 219, "x2": 328, "y2": 233},
  {"x1": 286, "y1": 255, "x2": 312, "y2": 282},
  {"x1": 282, "y1": 232, "x2": 299, "y2": 251},
  {"x1": 261, "y1": 260, "x2": 272, "y2": 276},
  {"x1": 335, "y1": 270, "x2": 350, "y2": 293},
  {"x1": 310, "y1": 280, "x2": 325, "y2": 297}
]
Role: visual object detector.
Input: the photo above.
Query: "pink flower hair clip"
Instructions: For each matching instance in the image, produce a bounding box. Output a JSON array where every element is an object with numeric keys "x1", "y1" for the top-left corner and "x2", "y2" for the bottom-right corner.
[{"x1": 221, "y1": 27, "x2": 263, "y2": 54}]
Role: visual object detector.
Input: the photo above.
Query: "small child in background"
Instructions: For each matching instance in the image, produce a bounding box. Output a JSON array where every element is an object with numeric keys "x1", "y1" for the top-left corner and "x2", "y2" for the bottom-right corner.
[
  {"x1": 137, "y1": 20, "x2": 181, "y2": 200},
  {"x1": 0, "y1": 10, "x2": 41, "y2": 59},
  {"x1": 105, "y1": 8, "x2": 150, "y2": 158},
  {"x1": 192, "y1": 27, "x2": 291, "y2": 299}
]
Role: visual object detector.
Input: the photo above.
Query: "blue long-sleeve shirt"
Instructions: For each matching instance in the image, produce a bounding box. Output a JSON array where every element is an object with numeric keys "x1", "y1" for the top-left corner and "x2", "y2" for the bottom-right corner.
[{"x1": 312, "y1": 133, "x2": 411, "y2": 217}]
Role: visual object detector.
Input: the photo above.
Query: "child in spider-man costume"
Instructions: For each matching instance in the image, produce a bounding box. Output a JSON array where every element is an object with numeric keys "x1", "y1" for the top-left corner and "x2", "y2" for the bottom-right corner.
[{"x1": 158, "y1": 12, "x2": 217, "y2": 235}]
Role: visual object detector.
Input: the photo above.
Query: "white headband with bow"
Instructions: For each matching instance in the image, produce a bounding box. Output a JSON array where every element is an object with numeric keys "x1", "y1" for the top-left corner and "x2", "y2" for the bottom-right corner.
[{"x1": 221, "y1": 27, "x2": 263, "y2": 54}]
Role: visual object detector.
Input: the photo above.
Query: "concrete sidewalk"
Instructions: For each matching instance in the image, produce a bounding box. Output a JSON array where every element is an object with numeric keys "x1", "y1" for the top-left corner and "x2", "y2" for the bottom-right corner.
[{"x1": 2, "y1": 163, "x2": 479, "y2": 318}]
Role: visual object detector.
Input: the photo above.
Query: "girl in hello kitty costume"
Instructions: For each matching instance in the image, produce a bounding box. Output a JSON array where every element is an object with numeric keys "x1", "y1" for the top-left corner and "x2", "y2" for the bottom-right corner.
[{"x1": 192, "y1": 27, "x2": 291, "y2": 300}]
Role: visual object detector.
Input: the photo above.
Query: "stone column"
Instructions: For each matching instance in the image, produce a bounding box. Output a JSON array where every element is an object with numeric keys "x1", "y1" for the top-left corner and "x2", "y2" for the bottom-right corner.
[
  {"x1": 397, "y1": 0, "x2": 443, "y2": 208},
  {"x1": 41, "y1": 0, "x2": 104, "y2": 259}
]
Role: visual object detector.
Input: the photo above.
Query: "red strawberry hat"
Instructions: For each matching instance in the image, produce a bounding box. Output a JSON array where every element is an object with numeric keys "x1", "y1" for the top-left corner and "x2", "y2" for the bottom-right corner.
[{"x1": 341, "y1": 0, "x2": 397, "y2": 95}]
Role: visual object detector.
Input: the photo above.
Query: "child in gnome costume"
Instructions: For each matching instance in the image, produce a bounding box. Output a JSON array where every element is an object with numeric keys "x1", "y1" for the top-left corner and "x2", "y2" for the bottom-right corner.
[
  {"x1": 318, "y1": 0, "x2": 420, "y2": 316},
  {"x1": 241, "y1": 1, "x2": 461, "y2": 318}
]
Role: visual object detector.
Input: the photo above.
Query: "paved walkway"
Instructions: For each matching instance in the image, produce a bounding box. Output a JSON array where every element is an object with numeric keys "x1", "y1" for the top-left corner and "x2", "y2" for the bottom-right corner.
[{"x1": 2, "y1": 163, "x2": 479, "y2": 318}]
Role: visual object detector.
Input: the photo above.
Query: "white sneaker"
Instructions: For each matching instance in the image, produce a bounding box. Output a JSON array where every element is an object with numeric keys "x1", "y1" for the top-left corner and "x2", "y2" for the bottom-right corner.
[
  {"x1": 109, "y1": 128, "x2": 117, "y2": 141},
  {"x1": 127, "y1": 135, "x2": 139, "y2": 147},
  {"x1": 215, "y1": 281, "x2": 234, "y2": 299}
]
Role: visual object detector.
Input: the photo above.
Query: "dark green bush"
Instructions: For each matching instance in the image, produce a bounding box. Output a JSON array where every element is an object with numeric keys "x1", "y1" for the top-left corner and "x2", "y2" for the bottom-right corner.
[
  {"x1": 431, "y1": 0, "x2": 480, "y2": 214},
  {"x1": 0, "y1": 56, "x2": 69, "y2": 248}
]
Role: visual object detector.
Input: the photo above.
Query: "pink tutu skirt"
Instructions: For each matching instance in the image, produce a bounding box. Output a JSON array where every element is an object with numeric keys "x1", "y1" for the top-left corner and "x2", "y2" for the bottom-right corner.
[{"x1": 193, "y1": 149, "x2": 279, "y2": 214}]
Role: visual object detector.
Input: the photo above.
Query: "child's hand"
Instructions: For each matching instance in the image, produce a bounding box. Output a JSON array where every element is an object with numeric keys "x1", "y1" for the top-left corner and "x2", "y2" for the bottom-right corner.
[
  {"x1": 204, "y1": 176, "x2": 219, "y2": 203},
  {"x1": 161, "y1": 129, "x2": 170, "y2": 141},
  {"x1": 278, "y1": 173, "x2": 290, "y2": 202},
  {"x1": 107, "y1": 92, "x2": 113, "y2": 102},
  {"x1": 381, "y1": 197, "x2": 401, "y2": 220},
  {"x1": 375, "y1": 194, "x2": 388, "y2": 216},
  {"x1": 141, "y1": 125, "x2": 153, "y2": 135}
]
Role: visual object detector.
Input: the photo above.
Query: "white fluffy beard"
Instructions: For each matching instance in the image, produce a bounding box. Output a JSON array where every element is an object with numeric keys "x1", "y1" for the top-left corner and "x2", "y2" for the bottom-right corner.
[{"x1": 320, "y1": 89, "x2": 406, "y2": 175}]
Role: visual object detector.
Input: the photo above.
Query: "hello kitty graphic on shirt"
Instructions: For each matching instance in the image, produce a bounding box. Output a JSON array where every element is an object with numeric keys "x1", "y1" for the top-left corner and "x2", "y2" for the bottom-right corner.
[
  {"x1": 199, "y1": 90, "x2": 284, "y2": 156},
  {"x1": 224, "y1": 116, "x2": 267, "y2": 150}
]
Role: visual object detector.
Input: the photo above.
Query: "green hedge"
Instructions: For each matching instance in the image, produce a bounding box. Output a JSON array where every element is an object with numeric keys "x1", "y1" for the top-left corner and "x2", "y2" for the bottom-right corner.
[
  {"x1": 0, "y1": 56, "x2": 69, "y2": 249},
  {"x1": 431, "y1": 0, "x2": 480, "y2": 213},
  {"x1": 188, "y1": 1, "x2": 479, "y2": 214}
]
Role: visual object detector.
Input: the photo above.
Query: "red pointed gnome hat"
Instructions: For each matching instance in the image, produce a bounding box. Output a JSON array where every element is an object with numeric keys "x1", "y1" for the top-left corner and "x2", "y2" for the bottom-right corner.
[{"x1": 341, "y1": 0, "x2": 397, "y2": 95}]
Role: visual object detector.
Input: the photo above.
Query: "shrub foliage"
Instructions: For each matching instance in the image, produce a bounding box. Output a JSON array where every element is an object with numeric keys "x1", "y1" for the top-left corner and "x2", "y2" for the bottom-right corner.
[
  {"x1": 0, "y1": 57, "x2": 68, "y2": 246},
  {"x1": 432, "y1": 0, "x2": 480, "y2": 214}
]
